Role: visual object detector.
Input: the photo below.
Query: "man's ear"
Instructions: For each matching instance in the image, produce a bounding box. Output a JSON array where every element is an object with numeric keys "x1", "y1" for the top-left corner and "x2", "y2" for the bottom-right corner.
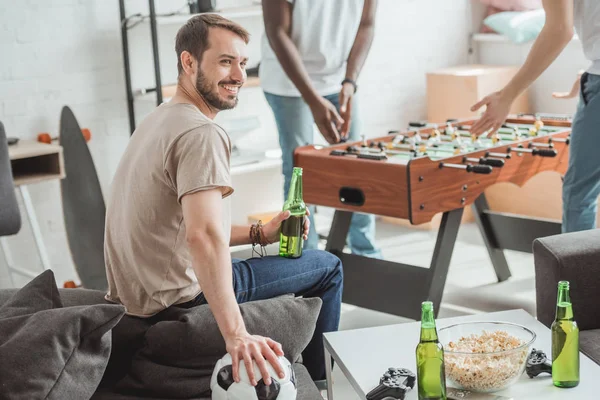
[{"x1": 180, "y1": 51, "x2": 196, "y2": 75}]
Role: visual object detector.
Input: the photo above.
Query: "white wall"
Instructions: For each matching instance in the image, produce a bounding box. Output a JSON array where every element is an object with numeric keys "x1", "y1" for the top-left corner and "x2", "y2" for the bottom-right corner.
[
  {"x1": 0, "y1": 0, "x2": 475, "y2": 288},
  {"x1": 473, "y1": 34, "x2": 588, "y2": 114}
]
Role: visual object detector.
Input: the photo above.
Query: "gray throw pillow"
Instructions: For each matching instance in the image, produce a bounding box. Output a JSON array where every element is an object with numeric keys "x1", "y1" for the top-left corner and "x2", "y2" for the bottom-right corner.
[
  {"x1": 114, "y1": 295, "x2": 321, "y2": 398},
  {"x1": 0, "y1": 270, "x2": 126, "y2": 400}
]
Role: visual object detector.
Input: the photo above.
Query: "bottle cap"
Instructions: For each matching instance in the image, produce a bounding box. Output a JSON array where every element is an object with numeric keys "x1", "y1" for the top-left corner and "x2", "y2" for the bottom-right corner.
[
  {"x1": 421, "y1": 301, "x2": 433, "y2": 311},
  {"x1": 558, "y1": 280, "x2": 570, "y2": 289},
  {"x1": 293, "y1": 167, "x2": 303, "y2": 175}
]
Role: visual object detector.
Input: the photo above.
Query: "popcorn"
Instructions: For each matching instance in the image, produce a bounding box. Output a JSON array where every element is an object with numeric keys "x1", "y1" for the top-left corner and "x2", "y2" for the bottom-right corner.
[{"x1": 444, "y1": 330, "x2": 528, "y2": 392}]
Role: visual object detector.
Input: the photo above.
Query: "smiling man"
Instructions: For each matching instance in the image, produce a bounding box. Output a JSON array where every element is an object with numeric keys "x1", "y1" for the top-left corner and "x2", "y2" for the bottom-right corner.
[{"x1": 104, "y1": 14, "x2": 343, "y2": 386}]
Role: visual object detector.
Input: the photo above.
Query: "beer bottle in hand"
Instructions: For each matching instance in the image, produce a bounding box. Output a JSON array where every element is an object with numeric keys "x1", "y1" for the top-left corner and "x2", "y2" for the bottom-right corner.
[
  {"x1": 551, "y1": 280, "x2": 579, "y2": 388},
  {"x1": 279, "y1": 167, "x2": 306, "y2": 258},
  {"x1": 416, "y1": 301, "x2": 447, "y2": 400}
]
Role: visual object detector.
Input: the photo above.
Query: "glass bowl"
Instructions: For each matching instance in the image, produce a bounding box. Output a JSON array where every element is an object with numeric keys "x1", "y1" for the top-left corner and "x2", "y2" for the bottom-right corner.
[{"x1": 437, "y1": 321, "x2": 536, "y2": 393}]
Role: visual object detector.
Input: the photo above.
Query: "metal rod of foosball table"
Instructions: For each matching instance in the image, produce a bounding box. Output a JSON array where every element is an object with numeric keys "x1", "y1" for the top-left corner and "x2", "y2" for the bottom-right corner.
[
  {"x1": 348, "y1": 145, "x2": 411, "y2": 158},
  {"x1": 463, "y1": 156, "x2": 505, "y2": 167},
  {"x1": 438, "y1": 162, "x2": 493, "y2": 174},
  {"x1": 485, "y1": 151, "x2": 512, "y2": 159},
  {"x1": 510, "y1": 147, "x2": 558, "y2": 157},
  {"x1": 528, "y1": 142, "x2": 554, "y2": 148},
  {"x1": 550, "y1": 137, "x2": 570, "y2": 144}
]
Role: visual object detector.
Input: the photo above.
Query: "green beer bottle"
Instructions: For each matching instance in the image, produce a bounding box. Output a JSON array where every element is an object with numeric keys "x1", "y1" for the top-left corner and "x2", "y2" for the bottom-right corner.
[
  {"x1": 551, "y1": 280, "x2": 579, "y2": 388},
  {"x1": 279, "y1": 167, "x2": 306, "y2": 258},
  {"x1": 416, "y1": 301, "x2": 447, "y2": 400}
]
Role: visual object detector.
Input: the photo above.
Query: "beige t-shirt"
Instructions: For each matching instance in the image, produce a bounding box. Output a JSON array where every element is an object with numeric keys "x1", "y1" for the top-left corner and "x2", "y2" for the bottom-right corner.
[{"x1": 104, "y1": 102, "x2": 233, "y2": 317}]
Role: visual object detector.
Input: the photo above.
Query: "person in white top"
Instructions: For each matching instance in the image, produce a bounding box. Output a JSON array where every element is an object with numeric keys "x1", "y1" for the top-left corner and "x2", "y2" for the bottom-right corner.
[
  {"x1": 470, "y1": 0, "x2": 600, "y2": 233},
  {"x1": 260, "y1": 0, "x2": 382, "y2": 257}
]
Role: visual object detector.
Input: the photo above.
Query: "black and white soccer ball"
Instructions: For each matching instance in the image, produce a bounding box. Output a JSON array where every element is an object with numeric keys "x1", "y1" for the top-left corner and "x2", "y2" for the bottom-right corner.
[{"x1": 210, "y1": 353, "x2": 297, "y2": 400}]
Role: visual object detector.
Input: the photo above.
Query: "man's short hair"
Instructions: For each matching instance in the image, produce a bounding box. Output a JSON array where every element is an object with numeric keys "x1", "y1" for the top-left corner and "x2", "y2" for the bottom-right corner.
[{"x1": 175, "y1": 14, "x2": 250, "y2": 76}]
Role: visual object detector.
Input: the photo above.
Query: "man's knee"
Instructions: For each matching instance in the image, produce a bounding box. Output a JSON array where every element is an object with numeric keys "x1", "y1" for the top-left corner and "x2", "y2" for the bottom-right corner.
[{"x1": 303, "y1": 249, "x2": 343, "y2": 279}]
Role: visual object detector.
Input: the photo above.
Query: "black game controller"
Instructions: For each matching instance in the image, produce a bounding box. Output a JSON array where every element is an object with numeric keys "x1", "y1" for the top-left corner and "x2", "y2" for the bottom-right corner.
[
  {"x1": 526, "y1": 348, "x2": 552, "y2": 378},
  {"x1": 366, "y1": 367, "x2": 416, "y2": 400}
]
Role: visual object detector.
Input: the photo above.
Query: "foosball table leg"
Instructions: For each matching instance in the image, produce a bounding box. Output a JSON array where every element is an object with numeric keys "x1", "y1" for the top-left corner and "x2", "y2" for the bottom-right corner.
[
  {"x1": 472, "y1": 194, "x2": 512, "y2": 282},
  {"x1": 426, "y1": 207, "x2": 464, "y2": 313},
  {"x1": 323, "y1": 209, "x2": 465, "y2": 320},
  {"x1": 324, "y1": 211, "x2": 353, "y2": 253}
]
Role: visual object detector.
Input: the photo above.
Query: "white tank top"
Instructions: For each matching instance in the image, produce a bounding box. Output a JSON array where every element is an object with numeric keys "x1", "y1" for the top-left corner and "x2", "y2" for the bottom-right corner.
[
  {"x1": 574, "y1": 0, "x2": 600, "y2": 74},
  {"x1": 259, "y1": 0, "x2": 364, "y2": 97}
]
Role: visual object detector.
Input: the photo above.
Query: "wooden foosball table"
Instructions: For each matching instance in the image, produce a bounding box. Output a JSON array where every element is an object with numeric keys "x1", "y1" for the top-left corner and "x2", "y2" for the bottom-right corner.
[{"x1": 294, "y1": 114, "x2": 572, "y2": 320}]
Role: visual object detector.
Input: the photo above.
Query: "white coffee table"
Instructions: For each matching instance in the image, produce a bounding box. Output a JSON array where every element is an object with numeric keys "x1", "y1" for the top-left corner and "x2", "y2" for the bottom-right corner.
[{"x1": 324, "y1": 309, "x2": 599, "y2": 399}]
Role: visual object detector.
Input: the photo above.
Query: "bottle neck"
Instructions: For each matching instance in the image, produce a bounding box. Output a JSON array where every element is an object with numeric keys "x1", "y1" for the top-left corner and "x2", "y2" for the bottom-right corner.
[
  {"x1": 420, "y1": 309, "x2": 438, "y2": 342},
  {"x1": 556, "y1": 287, "x2": 574, "y2": 320},
  {"x1": 286, "y1": 172, "x2": 303, "y2": 204}
]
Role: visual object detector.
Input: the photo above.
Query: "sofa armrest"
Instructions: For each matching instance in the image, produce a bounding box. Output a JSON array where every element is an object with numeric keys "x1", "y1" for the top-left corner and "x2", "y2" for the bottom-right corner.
[{"x1": 533, "y1": 230, "x2": 600, "y2": 331}]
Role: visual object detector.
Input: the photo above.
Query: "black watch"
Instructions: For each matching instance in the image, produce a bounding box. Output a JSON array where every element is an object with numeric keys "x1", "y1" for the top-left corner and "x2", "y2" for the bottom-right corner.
[{"x1": 341, "y1": 78, "x2": 357, "y2": 93}]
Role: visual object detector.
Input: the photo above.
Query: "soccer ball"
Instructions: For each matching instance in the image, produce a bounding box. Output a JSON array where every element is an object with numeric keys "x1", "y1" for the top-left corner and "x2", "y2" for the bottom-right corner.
[{"x1": 210, "y1": 353, "x2": 297, "y2": 400}]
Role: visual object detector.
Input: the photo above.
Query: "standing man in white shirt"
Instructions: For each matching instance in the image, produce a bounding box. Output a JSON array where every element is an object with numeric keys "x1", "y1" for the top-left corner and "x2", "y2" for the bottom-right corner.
[
  {"x1": 260, "y1": 0, "x2": 382, "y2": 257},
  {"x1": 470, "y1": 0, "x2": 600, "y2": 233}
]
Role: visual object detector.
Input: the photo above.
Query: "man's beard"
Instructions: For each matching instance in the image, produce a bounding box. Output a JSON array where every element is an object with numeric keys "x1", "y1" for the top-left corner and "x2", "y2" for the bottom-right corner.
[{"x1": 195, "y1": 72, "x2": 238, "y2": 110}]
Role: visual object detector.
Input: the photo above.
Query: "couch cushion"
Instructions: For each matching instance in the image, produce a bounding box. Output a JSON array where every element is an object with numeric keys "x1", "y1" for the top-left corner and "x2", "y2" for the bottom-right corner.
[
  {"x1": 581, "y1": 329, "x2": 600, "y2": 366},
  {"x1": 91, "y1": 363, "x2": 320, "y2": 400},
  {"x1": 113, "y1": 295, "x2": 322, "y2": 399},
  {"x1": 0, "y1": 287, "x2": 107, "y2": 307},
  {"x1": 0, "y1": 286, "x2": 154, "y2": 389},
  {"x1": 0, "y1": 270, "x2": 125, "y2": 399}
]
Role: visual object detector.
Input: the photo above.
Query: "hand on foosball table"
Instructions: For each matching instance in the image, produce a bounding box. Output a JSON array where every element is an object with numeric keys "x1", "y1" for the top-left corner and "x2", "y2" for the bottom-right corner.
[
  {"x1": 262, "y1": 208, "x2": 311, "y2": 244},
  {"x1": 308, "y1": 97, "x2": 344, "y2": 144},
  {"x1": 469, "y1": 90, "x2": 513, "y2": 137}
]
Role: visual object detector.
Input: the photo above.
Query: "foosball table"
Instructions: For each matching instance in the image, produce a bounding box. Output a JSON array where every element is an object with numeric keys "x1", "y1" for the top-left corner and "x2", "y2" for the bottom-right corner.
[{"x1": 294, "y1": 114, "x2": 572, "y2": 320}]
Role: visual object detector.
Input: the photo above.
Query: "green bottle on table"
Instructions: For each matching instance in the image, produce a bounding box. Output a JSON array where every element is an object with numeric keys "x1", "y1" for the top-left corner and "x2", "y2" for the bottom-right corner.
[
  {"x1": 279, "y1": 167, "x2": 306, "y2": 258},
  {"x1": 551, "y1": 280, "x2": 579, "y2": 388},
  {"x1": 416, "y1": 301, "x2": 447, "y2": 400}
]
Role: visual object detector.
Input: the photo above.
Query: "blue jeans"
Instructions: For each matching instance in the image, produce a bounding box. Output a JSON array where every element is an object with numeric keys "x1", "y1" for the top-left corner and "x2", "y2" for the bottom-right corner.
[
  {"x1": 562, "y1": 72, "x2": 600, "y2": 233},
  {"x1": 264, "y1": 91, "x2": 382, "y2": 258},
  {"x1": 178, "y1": 250, "x2": 343, "y2": 381}
]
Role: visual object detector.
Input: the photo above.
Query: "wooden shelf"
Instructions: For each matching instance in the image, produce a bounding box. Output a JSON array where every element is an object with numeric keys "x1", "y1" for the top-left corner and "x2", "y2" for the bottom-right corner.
[
  {"x1": 8, "y1": 140, "x2": 65, "y2": 186},
  {"x1": 8, "y1": 140, "x2": 62, "y2": 160},
  {"x1": 13, "y1": 172, "x2": 65, "y2": 187}
]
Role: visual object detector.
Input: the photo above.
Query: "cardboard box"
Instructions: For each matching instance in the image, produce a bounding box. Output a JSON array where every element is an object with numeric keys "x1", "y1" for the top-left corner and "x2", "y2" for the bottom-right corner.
[{"x1": 426, "y1": 64, "x2": 530, "y2": 123}]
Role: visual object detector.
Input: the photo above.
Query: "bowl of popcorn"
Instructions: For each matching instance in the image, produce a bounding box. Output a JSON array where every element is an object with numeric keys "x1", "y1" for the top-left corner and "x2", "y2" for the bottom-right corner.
[{"x1": 438, "y1": 322, "x2": 536, "y2": 393}]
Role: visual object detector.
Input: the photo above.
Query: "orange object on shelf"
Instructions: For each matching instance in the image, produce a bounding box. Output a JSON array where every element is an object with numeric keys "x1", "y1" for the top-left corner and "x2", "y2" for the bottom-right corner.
[
  {"x1": 37, "y1": 132, "x2": 52, "y2": 144},
  {"x1": 81, "y1": 128, "x2": 92, "y2": 142},
  {"x1": 36, "y1": 128, "x2": 92, "y2": 144},
  {"x1": 63, "y1": 280, "x2": 79, "y2": 288}
]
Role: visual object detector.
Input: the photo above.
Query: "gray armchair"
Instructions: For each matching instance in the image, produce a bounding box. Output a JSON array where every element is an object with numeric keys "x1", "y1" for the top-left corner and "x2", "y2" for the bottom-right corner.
[
  {"x1": 0, "y1": 122, "x2": 22, "y2": 287},
  {"x1": 0, "y1": 121, "x2": 21, "y2": 237},
  {"x1": 533, "y1": 230, "x2": 600, "y2": 365}
]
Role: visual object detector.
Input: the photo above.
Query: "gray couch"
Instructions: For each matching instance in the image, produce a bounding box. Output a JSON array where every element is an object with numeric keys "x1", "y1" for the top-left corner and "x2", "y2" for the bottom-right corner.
[
  {"x1": 533, "y1": 230, "x2": 600, "y2": 366},
  {"x1": 0, "y1": 284, "x2": 324, "y2": 400}
]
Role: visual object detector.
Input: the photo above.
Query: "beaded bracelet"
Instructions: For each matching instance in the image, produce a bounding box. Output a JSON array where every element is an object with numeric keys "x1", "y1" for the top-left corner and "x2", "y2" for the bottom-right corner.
[{"x1": 249, "y1": 220, "x2": 271, "y2": 257}]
